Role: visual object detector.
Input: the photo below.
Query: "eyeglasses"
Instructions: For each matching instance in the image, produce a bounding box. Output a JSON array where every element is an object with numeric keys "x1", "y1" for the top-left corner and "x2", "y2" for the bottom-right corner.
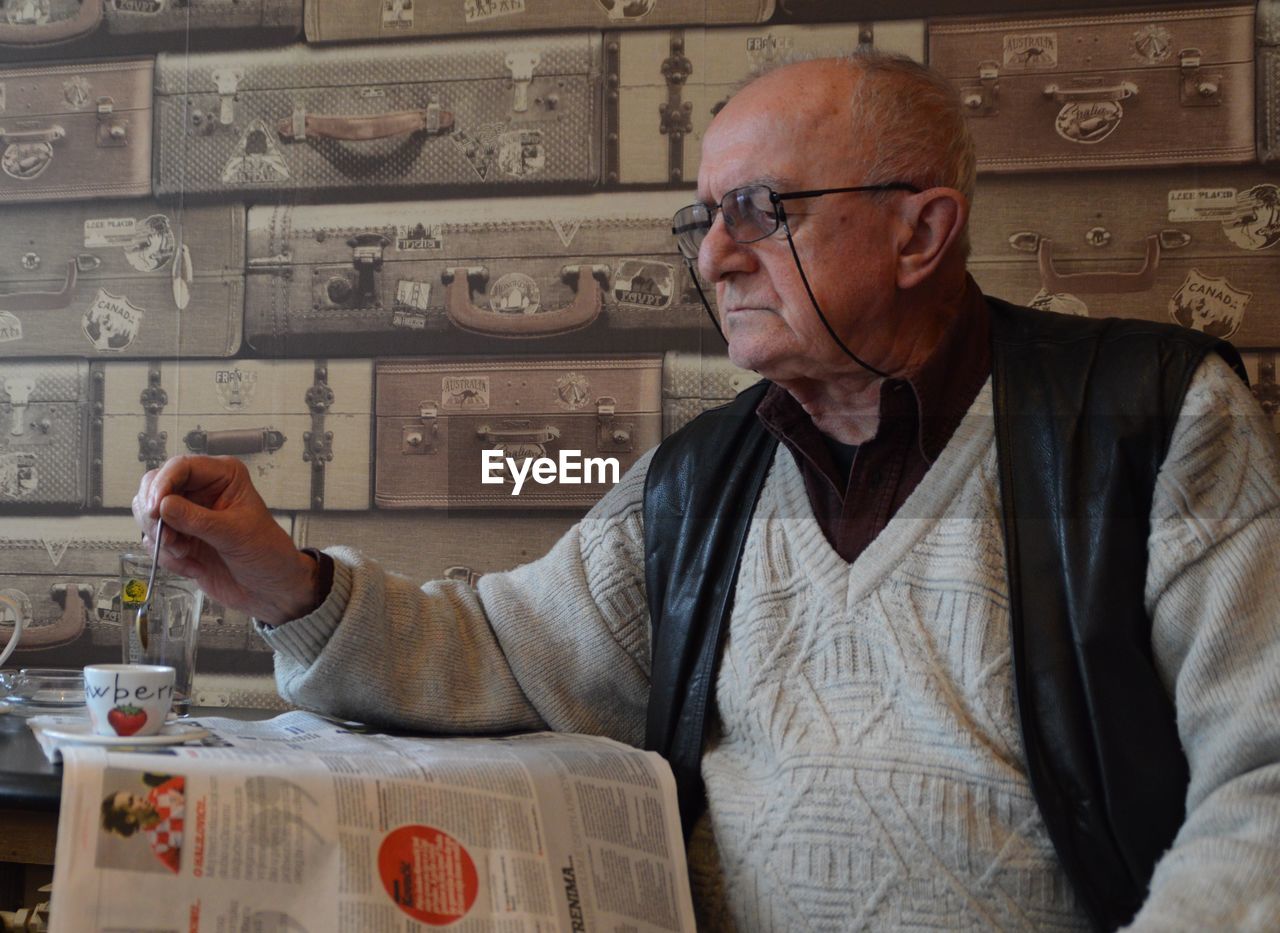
[{"x1": 671, "y1": 182, "x2": 922, "y2": 260}]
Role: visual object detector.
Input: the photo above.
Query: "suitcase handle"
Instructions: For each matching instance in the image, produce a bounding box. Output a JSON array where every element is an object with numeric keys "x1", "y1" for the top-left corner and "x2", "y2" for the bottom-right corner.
[
  {"x1": 0, "y1": 125, "x2": 67, "y2": 145},
  {"x1": 0, "y1": 259, "x2": 77, "y2": 311},
  {"x1": 276, "y1": 106, "x2": 455, "y2": 142},
  {"x1": 475, "y1": 424, "x2": 562, "y2": 445},
  {"x1": 1038, "y1": 235, "x2": 1161, "y2": 295},
  {"x1": 444, "y1": 264, "x2": 605, "y2": 338},
  {"x1": 1042, "y1": 81, "x2": 1138, "y2": 103},
  {"x1": 0, "y1": 584, "x2": 91, "y2": 651},
  {"x1": 184, "y1": 427, "x2": 287, "y2": 456},
  {"x1": 0, "y1": 0, "x2": 103, "y2": 46}
]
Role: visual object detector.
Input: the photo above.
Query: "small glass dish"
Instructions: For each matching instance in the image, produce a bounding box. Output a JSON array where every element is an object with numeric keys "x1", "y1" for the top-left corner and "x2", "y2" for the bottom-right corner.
[{"x1": 0, "y1": 667, "x2": 85, "y2": 714}]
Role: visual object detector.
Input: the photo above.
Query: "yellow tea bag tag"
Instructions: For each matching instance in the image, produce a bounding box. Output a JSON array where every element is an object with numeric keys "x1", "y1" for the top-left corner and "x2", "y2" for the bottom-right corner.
[{"x1": 122, "y1": 578, "x2": 148, "y2": 606}]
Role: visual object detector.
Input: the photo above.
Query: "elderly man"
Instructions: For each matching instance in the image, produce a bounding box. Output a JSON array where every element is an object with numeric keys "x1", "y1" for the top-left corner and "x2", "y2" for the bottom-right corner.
[{"x1": 134, "y1": 54, "x2": 1280, "y2": 930}]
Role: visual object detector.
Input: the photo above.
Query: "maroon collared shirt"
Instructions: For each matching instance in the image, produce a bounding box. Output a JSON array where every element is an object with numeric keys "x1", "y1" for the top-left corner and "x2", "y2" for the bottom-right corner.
[{"x1": 756, "y1": 281, "x2": 993, "y2": 564}]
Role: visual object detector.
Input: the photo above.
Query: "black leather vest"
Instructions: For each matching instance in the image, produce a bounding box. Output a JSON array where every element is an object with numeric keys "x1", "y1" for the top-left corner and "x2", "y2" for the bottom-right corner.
[{"x1": 642, "y1": 298, "x2": 1245, "y2": 931}]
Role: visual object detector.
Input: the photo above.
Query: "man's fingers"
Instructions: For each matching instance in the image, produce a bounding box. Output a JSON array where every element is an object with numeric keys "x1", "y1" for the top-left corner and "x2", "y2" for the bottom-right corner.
[{"x1": 146, "y1": 455, "x2": 240, "y2": 514}]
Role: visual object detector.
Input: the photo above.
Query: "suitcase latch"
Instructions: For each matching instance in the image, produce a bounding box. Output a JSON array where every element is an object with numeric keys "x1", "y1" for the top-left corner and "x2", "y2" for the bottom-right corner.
[
  {"x1": 1159, "y1": 228, "x2": 1192, "y2": 250},
  {"x1": 212, "y1": 68, "x2": 244, "y2": 125},
  {"x1": 596, "y1": 397, "x2": 633, "y2": 452},
  {"x1": 96, "y1": 97, "x2": 128, "y2": 147},
  {"x1": 348, "y1": 233, "x2": 389, "y2": 304},
  {"x1": 1009, "y1": 231, "x2": 1041, "y2": 253},
  {"x1": 660, "y1": 38, "x2": 694, "y2": 141},
  {"x1": 443, "y1": 566, "x2": 482, "y2": 587},
  {"x1": 1179, "y1": 49, "x2": 1221, "y2": 106},
  {"x1": 3, "y1": 376, "x2": 34, "y2": 436},
  {"x1": 505, "y1": 50, "x2": 540, "y2": 113},
  {"x1": 962, "y1": 62, "x2": 999, "y2": 116},
  {"x1": 402, "y1": 401, "x2": 439, "y2": 454}
]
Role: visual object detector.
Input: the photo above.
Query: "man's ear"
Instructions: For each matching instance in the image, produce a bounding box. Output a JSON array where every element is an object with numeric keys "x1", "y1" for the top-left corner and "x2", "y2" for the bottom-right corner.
[{"x1": 895, "y1": 188, "x2": 968, "y2": 289}]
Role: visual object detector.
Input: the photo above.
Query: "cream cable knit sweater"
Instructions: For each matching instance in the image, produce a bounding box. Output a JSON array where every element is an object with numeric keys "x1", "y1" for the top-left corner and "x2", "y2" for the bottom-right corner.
[{"x1": 262, "y1": 355, "x2": 1280, "y2": 931}]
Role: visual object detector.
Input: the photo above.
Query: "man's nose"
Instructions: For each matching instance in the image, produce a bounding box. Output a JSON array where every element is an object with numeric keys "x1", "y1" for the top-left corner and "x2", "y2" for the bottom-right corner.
[{"x1": 698, "y1": 213, "x2": 756, "y2": 283}]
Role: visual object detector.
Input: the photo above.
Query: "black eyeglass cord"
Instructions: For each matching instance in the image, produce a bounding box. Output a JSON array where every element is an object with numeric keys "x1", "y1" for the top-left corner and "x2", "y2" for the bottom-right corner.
[
  {"x1": 778, "y1": 209, "x2": 892, "y2": 379},
  {"x1": 683, "y1": 219, "x2": 893, "y2": 380}
]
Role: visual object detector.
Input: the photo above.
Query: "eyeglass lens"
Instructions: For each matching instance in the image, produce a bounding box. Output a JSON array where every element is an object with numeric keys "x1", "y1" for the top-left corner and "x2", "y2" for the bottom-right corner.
[{"x1": 672, "y1": 185, "x2": 779, "y2": 260}]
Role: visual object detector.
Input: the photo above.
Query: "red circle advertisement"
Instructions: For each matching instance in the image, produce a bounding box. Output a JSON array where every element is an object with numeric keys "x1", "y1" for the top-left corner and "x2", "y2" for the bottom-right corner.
[{"x1": 378, "y1": 825, "x2": 479, "y2": 925}]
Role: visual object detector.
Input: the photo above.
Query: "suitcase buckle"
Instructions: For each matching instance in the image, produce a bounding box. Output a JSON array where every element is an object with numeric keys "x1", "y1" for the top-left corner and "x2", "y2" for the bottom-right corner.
[
  {"x1": 505, "y1": 50, "x2": 540, "y2": 113},
  {"x1": 1179, "y1": 49, "x2": 1221, "y2": 107},
  {"x1": 403, "y1": 402, "x2": 439, "y2": 454},
  {"x1": 961, "y1": 62, "x2": 999, "y2": 117},
  {"x1": 3, "y1": 376, "x2": 34, "y2": 436},
  {"x1": 596, "y1": 397, "x2": 633, "y2": 452},
  {"x1": 348, "y1": 233, "x2": 389, "y2": 304},
  {"x1": 95, "y1": 97, "x2": 128, "y2": 147},
  {"x1": 443, "y1": 566, "x2": 482, "y2": 587},
  {"x1": 212, "y1": 68, "x2": 244, "y2": 125}
]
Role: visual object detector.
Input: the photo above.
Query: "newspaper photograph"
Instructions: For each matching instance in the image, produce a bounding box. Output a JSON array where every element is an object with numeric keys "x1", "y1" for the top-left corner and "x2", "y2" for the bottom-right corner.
[{"x1": 47, "y1": 712, "x2": 696, "y2": 932}]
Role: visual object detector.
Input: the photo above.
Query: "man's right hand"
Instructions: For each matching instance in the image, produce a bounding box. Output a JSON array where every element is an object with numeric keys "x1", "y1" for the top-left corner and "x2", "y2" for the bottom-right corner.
[{"x1": 132, "y1": 455, "x2": 321, "y2": 626}]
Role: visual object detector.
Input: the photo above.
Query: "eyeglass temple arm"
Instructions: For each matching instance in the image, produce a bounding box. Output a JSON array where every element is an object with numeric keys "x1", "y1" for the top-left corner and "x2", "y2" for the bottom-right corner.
[{"x1": 771, "y1": 182, "x2": 922, "y2": 203}]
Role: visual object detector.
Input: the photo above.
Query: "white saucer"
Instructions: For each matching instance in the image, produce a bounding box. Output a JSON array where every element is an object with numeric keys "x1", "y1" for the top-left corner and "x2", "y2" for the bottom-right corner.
[{"x1": 40, "y1": 722, "x2": 210, "y2": 747}]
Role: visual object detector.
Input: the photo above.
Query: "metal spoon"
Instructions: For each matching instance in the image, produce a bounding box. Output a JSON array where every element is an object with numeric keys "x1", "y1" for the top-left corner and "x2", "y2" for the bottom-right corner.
[{"x1": 134, "y1": 518, "x2": 164, "y2": 652}]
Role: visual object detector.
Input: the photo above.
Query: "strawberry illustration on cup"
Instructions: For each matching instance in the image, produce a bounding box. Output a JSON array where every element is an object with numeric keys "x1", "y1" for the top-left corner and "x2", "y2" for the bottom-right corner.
[{"x1": 107, "y1": 705, "x2": 148, "y2": 737}]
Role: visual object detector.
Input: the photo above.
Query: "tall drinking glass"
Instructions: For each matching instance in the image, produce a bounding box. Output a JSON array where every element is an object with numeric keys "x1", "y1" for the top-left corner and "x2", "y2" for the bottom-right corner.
[{"x1": 119, "y1": 554, "x2": 203, "y2": 715}]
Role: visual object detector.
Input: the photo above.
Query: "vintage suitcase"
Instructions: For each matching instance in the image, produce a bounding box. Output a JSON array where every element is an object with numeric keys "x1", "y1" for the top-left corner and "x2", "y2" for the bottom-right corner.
[
  {"x1": 1243, "y1": 351, "x2": 1279, "y2": 436},
  {"x1": 606, "y1": 21, "x2": 924, "y2": 184},
  {"x1": 0, "y1": 57, "x2": 151, "y2": 204},
  {"x1": 0, "y1": 514, "x2": 280, "y2": 680},
  {"x1": 0, "y1": 199, "x2": 244, "y2": 358},
  {"x1": 929, "y1": 6, "x2": 1256, "y2": 173},
  {"x1": 0, "y1": 0, "x2": 302, "y2": 61},
  {"x1": 968, "y1": 168, "x2": 1280, "y2": 348},
  {"x1": 770, "y1": 1, "x2": 1236, "y2": 22},
  {"x1": 662, "y1": 350, "x2": 759, "y2": 435},
  {"x1": 94, "y1": 358, "x2": 372, "y2": 510},
  {"x1": 305, "y1": 0, "x2": 774, "y2": 43},
  {"x1": 374, "y1": 356, "x2": 661, "y2": 509},
  {"x1": 244, "y1": 191, "x2": 709, "y2": 357},
  {"x1": 153, "y1": 35, "x2": 602, "y2": 199},
  {"x1": 0, "y1": 360, "x2": 89, "y2": 511},
  {"x1": 294, "y1": 509, "x2": 584, "y2": 589},
  {"x1": 1261, "y1": 0, "x2": 1280, "y2": 163}
]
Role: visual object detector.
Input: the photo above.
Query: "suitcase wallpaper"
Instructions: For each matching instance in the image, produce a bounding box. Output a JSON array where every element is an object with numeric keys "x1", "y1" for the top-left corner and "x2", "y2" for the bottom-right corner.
[{"x1": 0, "y1": 0, "x2": 1276, "y2": 714}]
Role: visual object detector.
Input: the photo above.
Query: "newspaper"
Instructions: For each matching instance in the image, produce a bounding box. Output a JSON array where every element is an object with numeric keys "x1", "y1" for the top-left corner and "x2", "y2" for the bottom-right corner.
[{"x1": 49, "y1": 711, "x2": 696, "y2": 933}]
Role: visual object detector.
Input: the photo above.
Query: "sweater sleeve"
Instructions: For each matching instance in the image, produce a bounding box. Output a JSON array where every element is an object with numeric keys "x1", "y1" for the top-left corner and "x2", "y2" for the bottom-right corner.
[
  {"x1": 1127, "y1": 353, "x2": 1280, "y2": 930},
  {"x1": 257, "y1": 448, "x2": 655, "y2": 745}
]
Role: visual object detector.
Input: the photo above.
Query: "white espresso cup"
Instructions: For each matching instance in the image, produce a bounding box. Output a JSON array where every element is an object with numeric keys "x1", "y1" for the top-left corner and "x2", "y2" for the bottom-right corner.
[{"x1": 83, "y1": 664, "x2": 176, "y2": 738}]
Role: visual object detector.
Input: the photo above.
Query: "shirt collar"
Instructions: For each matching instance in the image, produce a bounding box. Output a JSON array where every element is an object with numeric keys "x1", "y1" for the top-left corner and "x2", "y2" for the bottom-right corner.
[{"x1": 756, "y1": 275, "x2": 992, "y2": 464}]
